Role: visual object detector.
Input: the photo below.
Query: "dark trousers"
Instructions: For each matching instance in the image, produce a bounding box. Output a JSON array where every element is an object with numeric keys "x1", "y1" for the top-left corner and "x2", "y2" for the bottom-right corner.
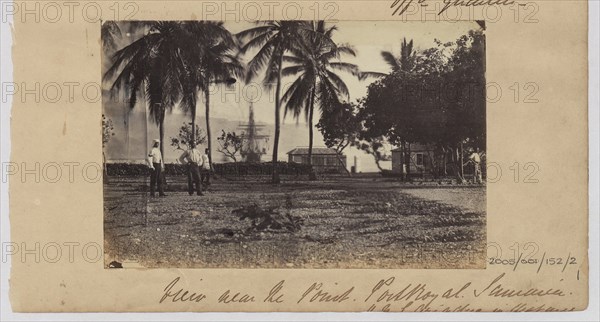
[
  {"x1": 150, "y1": 163, "x2": 164, "y2": 196},
  {"x1": 187, "y1": 163, "x2": 202, "y2": 195},
  {"x1": 201, "y1": 168, "x2": 210, "y2": 185}
]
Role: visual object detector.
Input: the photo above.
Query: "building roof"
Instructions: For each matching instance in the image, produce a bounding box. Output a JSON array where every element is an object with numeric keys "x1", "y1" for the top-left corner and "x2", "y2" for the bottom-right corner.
[{"x1": 287, "y1": 147, "x2": 340, "y2": 155}]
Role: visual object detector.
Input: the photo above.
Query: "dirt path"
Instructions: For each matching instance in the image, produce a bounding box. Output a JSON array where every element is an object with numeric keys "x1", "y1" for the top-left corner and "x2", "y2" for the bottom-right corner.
[{"x1": 401, "y1": 186, "x2": 486, "y2": 213}]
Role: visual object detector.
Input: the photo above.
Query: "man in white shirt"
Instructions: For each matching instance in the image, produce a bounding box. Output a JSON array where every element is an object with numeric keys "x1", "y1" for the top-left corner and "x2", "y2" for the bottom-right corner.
[
  {"x1": 200, "y1": 148, "x2": 211, "y2": 187},
  {"x1": 468, "y1": 148, "x2": 483, "y2": 184},
  {"x1": 147, "y1": 139, "x2": 166, "y2": 197},
  {"x1": 179, "y1": 142, "x2": 204, "y2": 196}
]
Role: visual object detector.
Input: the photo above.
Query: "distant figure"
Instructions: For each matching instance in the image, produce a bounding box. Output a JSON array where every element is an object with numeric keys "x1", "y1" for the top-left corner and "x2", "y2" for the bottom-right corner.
[
  {"x1": 201, "y1": 148, "x2": 211, "y2": 186},
  {"x1": 148, "y1": 139, "x2": 166, "y2": 197},
  {"x1": 468, "y1": 148, "x2": 483, "y2": 184},
  {"x1": 179, "y1": 142, "x2": 204, "y2": 196}
]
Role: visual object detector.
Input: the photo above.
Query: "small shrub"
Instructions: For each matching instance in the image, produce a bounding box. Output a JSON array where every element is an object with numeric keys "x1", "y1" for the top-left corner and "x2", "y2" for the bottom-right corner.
[{"x1": 232, "y1": 203, "x2": 303, "y2": 233}]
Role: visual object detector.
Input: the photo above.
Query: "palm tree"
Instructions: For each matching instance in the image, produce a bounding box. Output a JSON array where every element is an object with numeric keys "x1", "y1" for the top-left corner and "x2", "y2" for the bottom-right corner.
[
  {"x1": 200, "y1": 43, "x2": 244, "y2": 168},
  {"x1": 381, "y1": 37, "x2": 415, "y2": 72},
  {"x1": 101, "y1": 21, "x2": 122, "y2": 53},
  {"x1": 103, "y1": 21, "x2": 187, "y2": 158},
  {"x1": 101, "y1": 22, "x2": 154, "y2": 163},
  {"x1": 380, "y1": 37, "x2": 416, "y2": 180},
  {"x1": 281, "y1": 21, "x2": 363, "y2": 179},
  {"x1": 237, "y1": 21, "x2": 319, "y2": 183},
  {"x1": 179, "y1": 22, "x2": 244, "y2": 167}
]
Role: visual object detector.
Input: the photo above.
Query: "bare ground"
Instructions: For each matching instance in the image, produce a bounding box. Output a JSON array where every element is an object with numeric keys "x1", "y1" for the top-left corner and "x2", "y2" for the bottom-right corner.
[{"x1": 104, "y1": 176, "x2": 486, "y2": 269}]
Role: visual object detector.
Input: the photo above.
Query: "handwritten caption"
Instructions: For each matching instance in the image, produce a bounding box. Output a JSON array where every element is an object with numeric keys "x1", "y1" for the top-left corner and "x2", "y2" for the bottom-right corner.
[{"x1": 158, "y1": 272, "x2": 579, "y2": 312}]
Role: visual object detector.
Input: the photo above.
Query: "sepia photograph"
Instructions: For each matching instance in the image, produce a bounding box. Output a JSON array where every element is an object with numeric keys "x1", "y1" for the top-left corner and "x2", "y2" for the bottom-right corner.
[
  {"x1": 101, "y1": 20, "x2": 486, "y2": 269},
  {"x1": 3, "y1": 0, "x2": 594, "y2": 314}
]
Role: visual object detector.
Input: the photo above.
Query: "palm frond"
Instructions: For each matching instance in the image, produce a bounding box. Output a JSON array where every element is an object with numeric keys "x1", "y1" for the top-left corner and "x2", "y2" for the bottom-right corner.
[
  {"x1": 245, "y1": 37, "x2": 277, "y2": 82},
  {"x1": 282, "y1": 55, "x2": 305, "y2": 65},
  {"x1": 101, "y1": 21, "x2": 122, "y2": 52},
  {"x1": 282, "y1": 65, "x2": 306, "y2": 78},
  {"x1": 328, "y1": 62, "x2": 360, "y2": 75},
  {"x1": 357, "y1": 71, "x2": 387, "y2": 80},
  {"x1": 236, "y1": 24, "x2": 274, "y2": 44},
  {"x1": 282, "y1": 74, "x2": 312, "y2": 120},
  {"x1": 381, "y1": 51, "x2": 400, "y2": 70},
  {"x1": 325, "y1": 70, "x2": 350, "y2": 99}
]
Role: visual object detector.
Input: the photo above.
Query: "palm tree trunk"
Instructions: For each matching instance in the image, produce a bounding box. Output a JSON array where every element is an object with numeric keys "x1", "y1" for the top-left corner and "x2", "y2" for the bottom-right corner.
[
  {"x1": 442, "y1": 147, "x2": 448, "y2": 175},
  {"x1": 307, "y1": 86, "x2": 317, "y2": 181},
  {"x1": 271, "y1": 54, "x2": 284, "y2": 184},
  {"x1": 401, "y1": 139, "x2": 406, "y2": 181},
  {"x1": 191, "y1": 97, "x2": 196, "y2": 149},
  {"x1": 103, "y1": 151, "x2": 109, "y2": 184},
  {"x1": 205, "y1": 89, "x2": 213, "y2": 169},
  {"x1": 159, "y1": 110, "x2": 166, "y2": 186},
  {"x1": 459, "y1": 141, "x2": 464, "y2": 179},
  {"x1": 159, "y1": 111, "x2": 165, "y2": 158},
  {"x1": 406, "y1": 142, "x2": 411, "y2": 178}
]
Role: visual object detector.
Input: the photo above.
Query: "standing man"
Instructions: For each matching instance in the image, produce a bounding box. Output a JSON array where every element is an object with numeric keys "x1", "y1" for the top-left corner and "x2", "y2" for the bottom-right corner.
[
  {"x1": 179, "y1": 141, "x2": 204, "y2": 196},
  {"x1": 148, "y1": 139, "x2": 166, "y2": 197},
  {"x1": 200, "y1": 148, "x2": 211, "y2": 187},
  {"x1": 468, "y1": 148, "x2": 483, "y2": 184}
]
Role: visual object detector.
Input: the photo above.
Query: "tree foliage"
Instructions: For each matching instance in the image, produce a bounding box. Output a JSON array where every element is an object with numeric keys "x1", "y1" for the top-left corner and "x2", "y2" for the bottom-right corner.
[
  {"x1": 103, "y1": 22, "x2": 190, "y2": 157},
  {"x1": 359, "y1": 29, "x2": 486, "y2": 152},
  {"x1": 281, "y1": 21, "x2": 361, "y2": 121},
  {"x1": 217, "y1": 130, "x2": 245, "y2": 162},
  {"x1": 101, "y1": 21, "x2": 122, "y2": 53},
  {"x1": 170, "y1": 122, "x2": 207, "y2": 151},
  {"x1": 103, "y1": 21, "x2": 243, "y2": 159},
  {"x1": 316, "y1": 98, "x2": 361, "y2": 154},
  {"x1": 102, "y1": 114, "x2": 114, "y2": 148}
]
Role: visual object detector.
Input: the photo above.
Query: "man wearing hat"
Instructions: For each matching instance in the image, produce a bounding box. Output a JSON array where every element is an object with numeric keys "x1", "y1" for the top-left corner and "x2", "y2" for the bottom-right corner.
[
  {"x1": 200, "y1": 148, "x2": 211, "y2": 187},
  {"x1": 178, "y1": 141, "x2": 204, "y2": 196},
  {"x1": 148, "y1": 139, "x2": 166, "y2": 197},
  {"x1": 468, "y1": 147, "x2": 483, "y2": 184}
]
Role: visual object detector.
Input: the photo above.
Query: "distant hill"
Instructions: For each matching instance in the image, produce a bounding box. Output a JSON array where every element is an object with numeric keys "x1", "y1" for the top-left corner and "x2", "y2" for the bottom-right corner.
[{"x1": 103, "y1": 99, "x2": 387, "y2": 172}]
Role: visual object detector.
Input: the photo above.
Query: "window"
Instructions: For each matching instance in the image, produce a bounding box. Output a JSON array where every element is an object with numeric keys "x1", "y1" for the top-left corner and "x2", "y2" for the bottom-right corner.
[{"x1": 416, "y1": 153, "x2": 424, "y2": 166}]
